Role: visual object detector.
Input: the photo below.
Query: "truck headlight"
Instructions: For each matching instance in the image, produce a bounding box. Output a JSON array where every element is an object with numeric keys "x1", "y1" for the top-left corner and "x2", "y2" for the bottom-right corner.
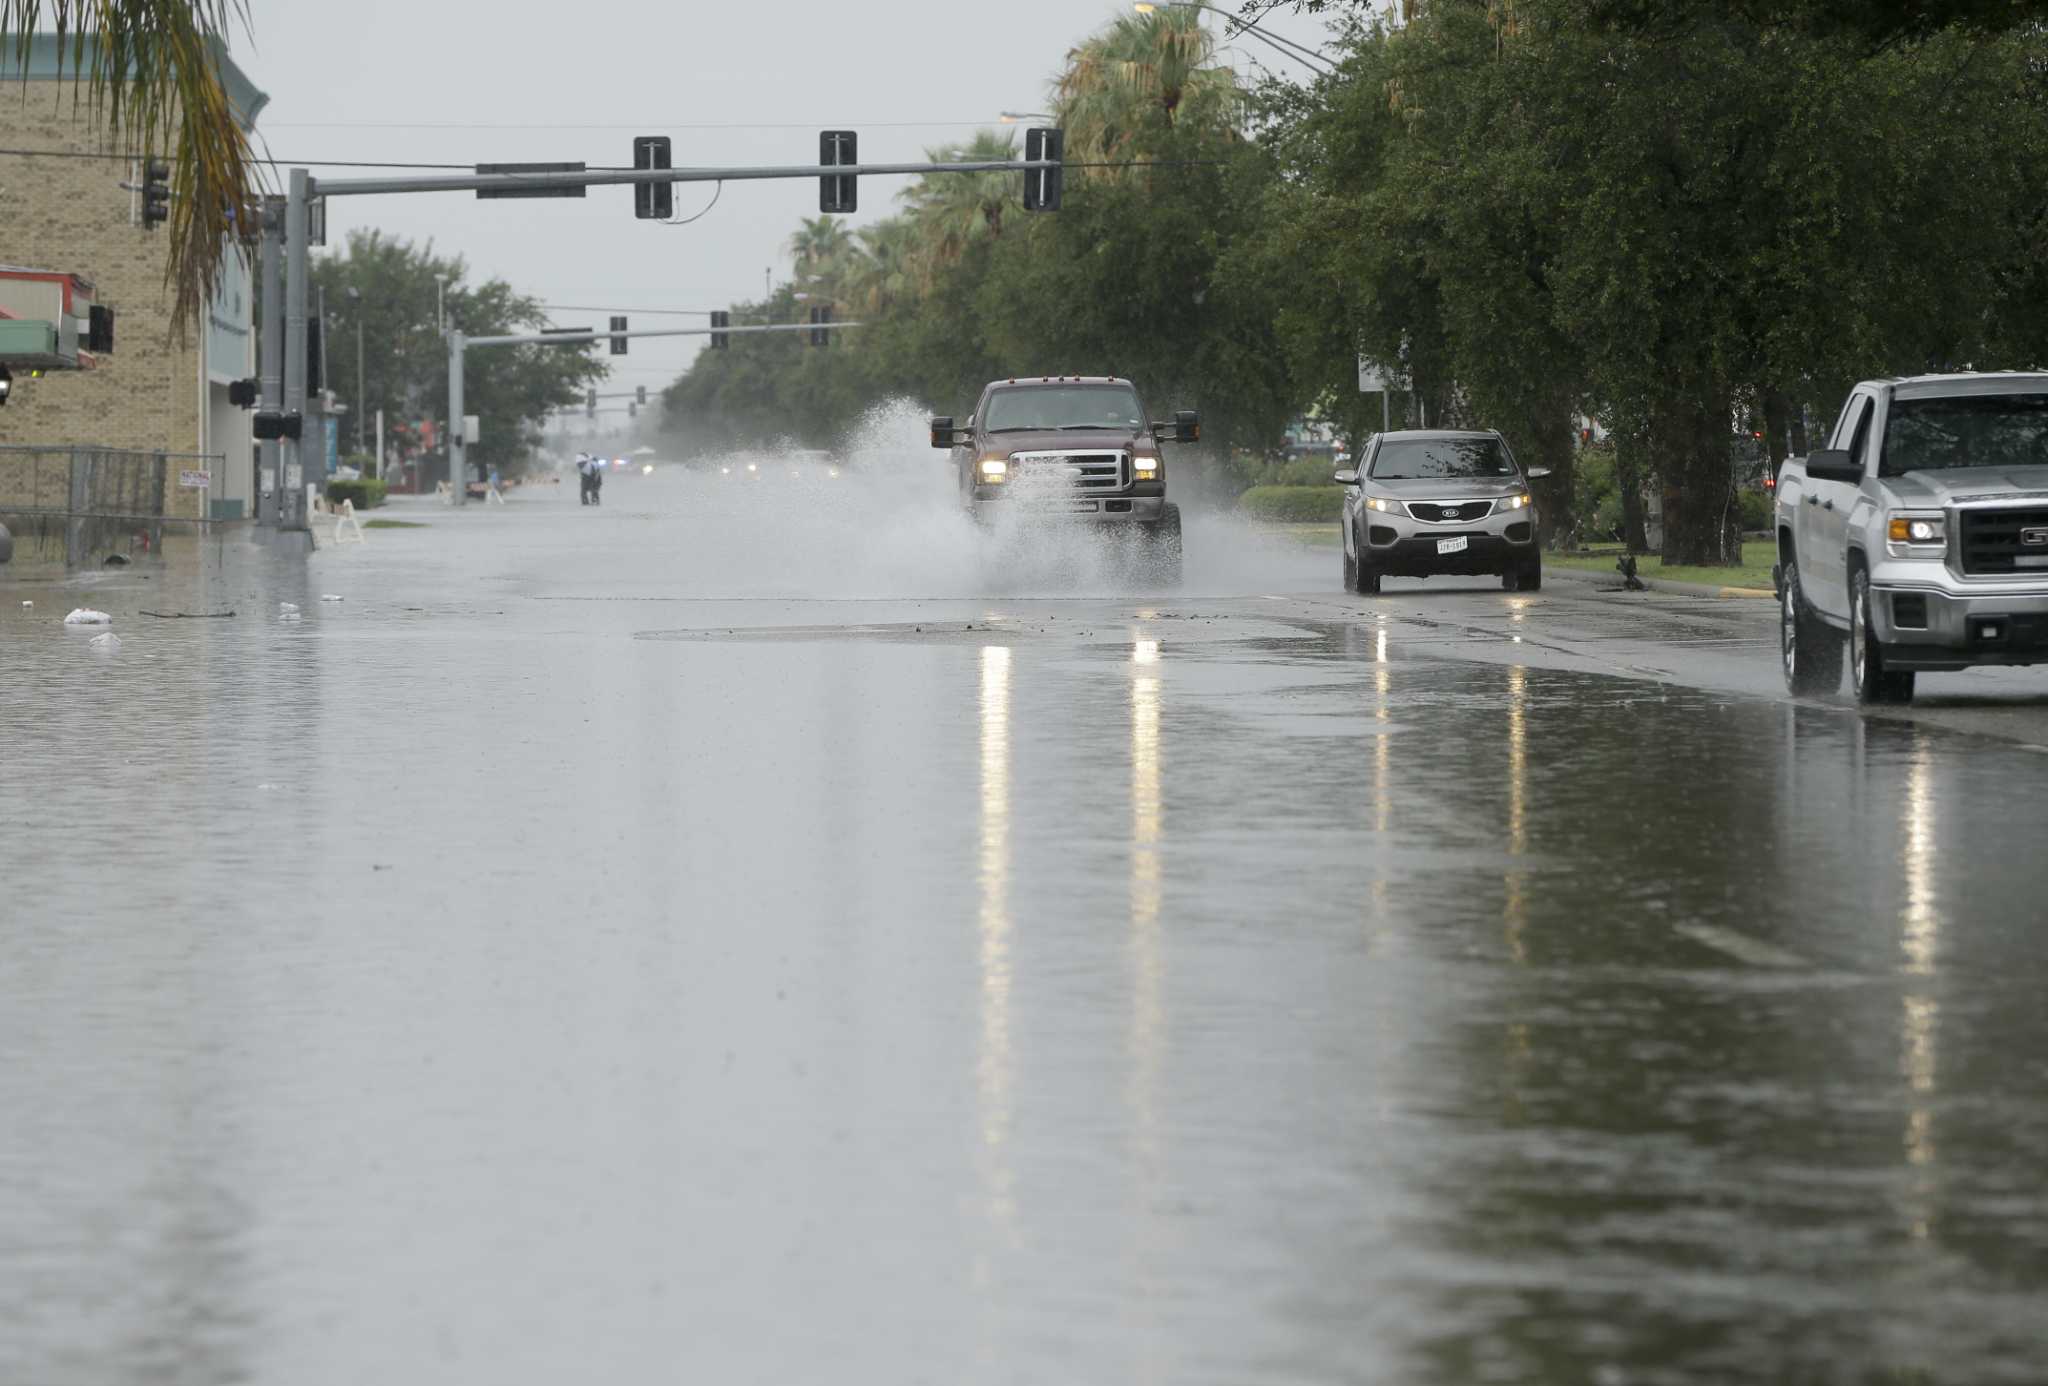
[
  {"x1": 979, "y1": 458, "x2": 1007, "y2": 482},
  {"x1": 1366, "y1": 496, "x2": 1406, "y2": 515},
  {"x1": 1887, "y1": 512, "x2": 1944, "y2": 548},
  {"x1": 1134, "y1": 458, "x2": 1159, "y2": 480}
]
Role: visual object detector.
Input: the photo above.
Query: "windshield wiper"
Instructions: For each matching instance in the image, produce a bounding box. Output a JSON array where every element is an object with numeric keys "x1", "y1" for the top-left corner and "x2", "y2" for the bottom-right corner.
[
  {"x1": 1057, "y1": 423, "x2": 1130, "y2": 430},
  {"x1": 984, "y1": 426, "x2": 1042, "y2": 433}
]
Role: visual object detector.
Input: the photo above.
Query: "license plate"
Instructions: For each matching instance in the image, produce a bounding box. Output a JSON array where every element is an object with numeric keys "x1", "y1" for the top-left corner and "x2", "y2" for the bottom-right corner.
[{"x1": 1437, "y1": 536, "x2": 1469, "y2": 555}]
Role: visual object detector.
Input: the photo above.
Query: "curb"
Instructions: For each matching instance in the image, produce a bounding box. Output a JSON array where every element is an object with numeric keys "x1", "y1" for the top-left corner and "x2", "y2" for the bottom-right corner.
[{"x1": 1547, "y1": 562, "x2": 1774, "y2": 601}]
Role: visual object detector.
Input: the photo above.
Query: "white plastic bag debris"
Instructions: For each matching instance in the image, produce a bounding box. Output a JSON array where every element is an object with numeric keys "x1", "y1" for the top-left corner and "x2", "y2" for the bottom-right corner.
[
  {"x1": 278, "y1": 602, "x2": 299, "y2": 613},
  {"x1": 89, "y1": 632, "x2": 121, "y2": 652},
  {"x1": 319, "y1": 594, "x2": 344, "y2": 602},
  {"x1": 20, "y1": 600, "x2": 32, "y2": 608},
  {"x1": 63, "y1": 608, "x2": 112, "y2": 625}
]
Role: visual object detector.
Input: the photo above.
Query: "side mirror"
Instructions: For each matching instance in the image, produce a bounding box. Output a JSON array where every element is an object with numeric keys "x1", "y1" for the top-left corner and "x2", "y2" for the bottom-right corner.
[
  {"x1": 1174, "y1": 409, "x2": 1201, "y2": 444},
  {"x1": 1805, "y1": 447, "x2": 1861, "y2": 484},
  {"x1": 1525, "y1": 467, "x2": 1552, "y2": 480},
  {"x1": 930, "y1": 417, "x2": 958, "y2": 450},
  {"x1": 1334, "y1": 469, "x2": 1360, "y2": 486}
]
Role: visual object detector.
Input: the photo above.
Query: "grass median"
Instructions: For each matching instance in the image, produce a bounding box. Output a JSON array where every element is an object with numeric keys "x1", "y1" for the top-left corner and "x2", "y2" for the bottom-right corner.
[{"x1": 1549, "y1": 542, "x2": 1777, "y2": 592}]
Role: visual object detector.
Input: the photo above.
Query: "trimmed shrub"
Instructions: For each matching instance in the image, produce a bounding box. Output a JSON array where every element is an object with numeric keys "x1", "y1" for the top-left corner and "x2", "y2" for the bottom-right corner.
[
  {"x1": 1237, "y1": 485, "x2": 1346, "y2": 522},
  {"x1": 326, "y1": 477, "x2": 388, "y2": 510}
]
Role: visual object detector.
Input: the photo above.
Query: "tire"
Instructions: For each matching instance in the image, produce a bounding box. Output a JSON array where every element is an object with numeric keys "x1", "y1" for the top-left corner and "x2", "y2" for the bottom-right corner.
[
  {"x1": 1147, "y1": 504, "x2": 1184, "y2": 587},
  {"x1": 1850, "y1": 566, "x2": 1916, "y2": 705},
  {"x1": 1354, "y1": 558, "x2": 1381, "y2": 594},
  {"x1": 1501, "y1": 567, "x2": 1519, "y2": 591},
  {"x1": 1343, "y1": 534, "x2": 1360, "y2": 592},
  {"x1": 1519, "y1": 554, "x2": 1542, "y2": 592},
  {"x1": 1779, "y1": 558, "x2": 1843, "y2": 696}
]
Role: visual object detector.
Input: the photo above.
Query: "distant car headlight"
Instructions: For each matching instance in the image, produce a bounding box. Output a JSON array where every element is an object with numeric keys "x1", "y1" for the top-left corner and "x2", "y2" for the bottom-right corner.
[
  {"x1": 642, "y1": 463, "x2": 654, "y2": 475},
  {"x1": 1366, "y1": 496, "x2": 1406, "y2": 515},
  {"x1": 979, "y1": 458, "x2": 1008, "y2": 481},
  {"x1": 1887, "y1": 512, "x2": 1944, "y2": 548}
]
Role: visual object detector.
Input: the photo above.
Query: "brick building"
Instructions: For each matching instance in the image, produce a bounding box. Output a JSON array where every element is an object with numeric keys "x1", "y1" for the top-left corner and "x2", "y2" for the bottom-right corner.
[{"x1": 0, "y1": 36, "x2": 268, "y2": 520}]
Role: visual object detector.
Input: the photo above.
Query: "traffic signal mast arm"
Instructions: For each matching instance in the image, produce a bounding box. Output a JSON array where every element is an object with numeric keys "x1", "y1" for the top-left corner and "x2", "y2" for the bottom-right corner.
[
  {"x1": 466, "y1": 321, "x2": 859, "y2": 348},
  {"x1": 311, "y1": 157, "x2": 1060, "y2": 199}
]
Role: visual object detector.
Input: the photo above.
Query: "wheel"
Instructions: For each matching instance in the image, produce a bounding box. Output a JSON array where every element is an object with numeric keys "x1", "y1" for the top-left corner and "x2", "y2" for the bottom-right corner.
[
  {"x1": 1519, "y1": 554, "x2": 1542, "y2": 591},
  {"x1": 1850, "y1": 567, "x2": 1915, "y2": 705},
  {"x1": 1343, "y1": 537, "x2": 1360, "y2": 591},
  {"x1": 1353, "y1": 558, "x2": 1381, "y2": 594},
  {"x1": 1147, "y1": 504, "x2": 1184, "y2": 587},
  {"x1": 1779, "y1": 557, "x2": 1843, "y2": 696},
  {"x1": 1501, "y1": 567, "x2": 1518, "y2": 591}
]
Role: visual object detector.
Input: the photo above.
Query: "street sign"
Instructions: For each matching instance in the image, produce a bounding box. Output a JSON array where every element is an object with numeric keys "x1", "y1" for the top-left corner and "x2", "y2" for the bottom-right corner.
[
  {"x1": 1358, "y1": 356, "x2": 1393, "y2": 392},
  {"x1": 476, "y1": 162, "x2": 588, "y2": 200},
  {"x1": 178, "y1": 468, "x2": 211, "y2": 489}
]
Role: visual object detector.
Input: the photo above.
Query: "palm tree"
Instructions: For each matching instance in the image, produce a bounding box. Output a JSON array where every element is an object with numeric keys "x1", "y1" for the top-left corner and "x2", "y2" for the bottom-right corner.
[
  {"x1": 787, "y1": 215, "x2": 854, "y2": 282},
  {"x1": 3, "y1": 1, "x2": 260, "y2": 330},
  {"x1": 1055, "y1": 7, "x2": 1244, "y2": 170},
  {"x1": 900, "y1": 131, "x2": 1019, "y2": 268},
  {"x1": 842, "y1": 217, "x2": 918, "y2": 315}
]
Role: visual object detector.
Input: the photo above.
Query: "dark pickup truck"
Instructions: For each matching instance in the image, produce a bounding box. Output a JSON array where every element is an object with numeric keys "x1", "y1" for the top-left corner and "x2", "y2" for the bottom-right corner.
[{"x1": 931, "y1": 376, "x2": 1198, "y2": 583}]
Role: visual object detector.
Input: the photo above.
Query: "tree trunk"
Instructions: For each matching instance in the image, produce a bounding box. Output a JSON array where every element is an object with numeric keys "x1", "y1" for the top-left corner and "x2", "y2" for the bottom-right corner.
[
  {"x1": 1656, "y1": 392, "x2": 1737, "y2": 567},
  {"x1": 1613, "y1": 424, "x2": 1651, "y2": 553},
  {"x1": 1761, "y1": 388, "x2": 1791, "y2": 475},
  {"x1": 1524, "y1": 409, "x2": 1575, "y2": 546}
]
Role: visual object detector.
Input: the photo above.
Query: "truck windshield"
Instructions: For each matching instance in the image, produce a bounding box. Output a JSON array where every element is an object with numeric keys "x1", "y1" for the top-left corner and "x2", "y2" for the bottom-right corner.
[
  {"x1": 1370, "y1": 437, "x2": 1514, "y2": 480},
  {"x1": 984, "y1": 385, "x2": 1145, "y2": 432},
  {"x1": 1881, "y1": 393, "x2": 2048, "y2": 476}
]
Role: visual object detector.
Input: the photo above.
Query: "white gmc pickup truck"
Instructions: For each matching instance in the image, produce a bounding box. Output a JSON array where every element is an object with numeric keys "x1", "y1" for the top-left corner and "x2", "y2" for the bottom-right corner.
[{"x1": 1776, "y1": 372, "x2": 2048, "y2": 704}]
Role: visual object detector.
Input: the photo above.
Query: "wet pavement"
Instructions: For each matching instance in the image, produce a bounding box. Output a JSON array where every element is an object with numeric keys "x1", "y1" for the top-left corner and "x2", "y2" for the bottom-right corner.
[{"x1": 5, "y1": 451, "x2": 2048, "y2": 1384}]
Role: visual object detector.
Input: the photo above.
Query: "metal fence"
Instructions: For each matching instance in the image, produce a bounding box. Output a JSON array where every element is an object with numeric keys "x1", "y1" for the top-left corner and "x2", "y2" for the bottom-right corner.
[{"x1": 0, "y1": 446, "x2": 222, "y2": 567}]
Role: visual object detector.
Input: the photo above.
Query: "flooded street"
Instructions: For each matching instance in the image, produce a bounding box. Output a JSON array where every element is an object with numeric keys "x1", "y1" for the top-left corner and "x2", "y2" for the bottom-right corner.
[{"x1": 5, "y1": 462, "x2": 2048, "y2": 1384}]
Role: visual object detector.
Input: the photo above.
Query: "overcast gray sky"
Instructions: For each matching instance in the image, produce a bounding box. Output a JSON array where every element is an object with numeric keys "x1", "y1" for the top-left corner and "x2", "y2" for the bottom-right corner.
[{"x1": 234, "y1": 0, "x2": 1338, "y2": 392}]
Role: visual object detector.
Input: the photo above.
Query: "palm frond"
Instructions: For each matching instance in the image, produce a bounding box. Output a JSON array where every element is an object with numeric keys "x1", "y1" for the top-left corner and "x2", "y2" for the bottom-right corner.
[{"x1": 3, "y1": 0, "x2": 261, "y2": 337}]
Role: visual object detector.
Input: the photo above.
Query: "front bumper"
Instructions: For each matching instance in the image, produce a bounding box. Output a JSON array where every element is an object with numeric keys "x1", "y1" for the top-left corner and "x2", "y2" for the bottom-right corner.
[
  {"x1": 1360, "y1": 507, "x2": 1537, "y2": 576},
  {"x1": 1867, "y1": 561, "x2": 2048, "y2": 668},
  {"x1": 970, "y1": 490, "x2": 1165, "y2": 524}
]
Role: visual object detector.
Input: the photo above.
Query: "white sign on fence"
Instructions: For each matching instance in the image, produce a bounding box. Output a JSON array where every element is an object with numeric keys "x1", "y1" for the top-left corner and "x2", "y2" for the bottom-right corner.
[{"x1": 177, "y1": 468, "x2": 212, "y2": 490}]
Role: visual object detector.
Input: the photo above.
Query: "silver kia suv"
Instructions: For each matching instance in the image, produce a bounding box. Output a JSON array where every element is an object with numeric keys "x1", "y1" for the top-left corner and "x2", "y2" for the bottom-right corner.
[{"x1": 1336, "y1": 429, "x2": 1549, "y2": 593}]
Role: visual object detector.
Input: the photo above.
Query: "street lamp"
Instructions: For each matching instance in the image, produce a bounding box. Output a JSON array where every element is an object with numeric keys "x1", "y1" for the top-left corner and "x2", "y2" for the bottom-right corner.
[{"x1": 1132, "y1": 1, "x2": 1336, "y2": 74}]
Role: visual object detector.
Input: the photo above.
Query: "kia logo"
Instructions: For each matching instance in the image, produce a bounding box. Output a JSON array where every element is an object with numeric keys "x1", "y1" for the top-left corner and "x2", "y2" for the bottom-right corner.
[
  {"x1": 2023, "y1": 527, "x2": 2048, "y2": 547},
  {"x1": 1442, "y1": 507, "x2": 1460, "y2": 519}
]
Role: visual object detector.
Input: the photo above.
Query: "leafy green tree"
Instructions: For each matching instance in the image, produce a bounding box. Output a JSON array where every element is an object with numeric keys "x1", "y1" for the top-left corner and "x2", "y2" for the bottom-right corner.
[
  {"x1": 311, "y1": 230, "x2": 606, "y2": 475},
  {"x1": 1055, "y1": 6, "x2": 1245, "y2": 166}
]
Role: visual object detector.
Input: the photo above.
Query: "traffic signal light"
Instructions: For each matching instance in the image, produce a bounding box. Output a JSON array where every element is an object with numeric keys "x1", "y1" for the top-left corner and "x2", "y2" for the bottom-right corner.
[
  {"x1": 710, "y1": 309, "x2": 730, "y2": 349},
  {"x1": 820, "y1": 130, "x2": 856, "y2": 214},
  {"x1": 636, "y1": 385, "x2": 647, "y2": 405},
  {"x1": 808, "y1": 305, "x2": 832, "y2": 347},
  {"x1": 141, "y1": 158, "x2": 170, "y2": 228},
  {"x1": 1023, "y1": 128, "x2": 1063, "y2": 213},
  {"x1": 586, "y1": 388, "x2": 597, "y2": 418},
  {"x1": 609, "y1": 315, "x2": 627, "y2": 355},
  {"x1": 629, "y1": 401, "x2": 637, "y2": 418},
  {"x1": 228, "y1": 378, "x2": 258, "y2": 408},
  {"x1": 634, "y1": 136, "x2": 673, "y2": 220}
]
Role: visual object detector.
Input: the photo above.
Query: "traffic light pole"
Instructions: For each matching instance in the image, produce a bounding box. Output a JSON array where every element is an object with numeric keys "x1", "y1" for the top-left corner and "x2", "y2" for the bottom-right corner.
[
  {"x1": 282, "y1": 168, "x2": 311, "y2": 532},
  {"x1": 278, "y1": 145, "x2": 1055, "y2": 508},
  {"x1": 444, "y1": 320, "x2": 857, "y2": 504},
  {"x1": 257, "y1": 202, "x2": 284, "y2": 527}
]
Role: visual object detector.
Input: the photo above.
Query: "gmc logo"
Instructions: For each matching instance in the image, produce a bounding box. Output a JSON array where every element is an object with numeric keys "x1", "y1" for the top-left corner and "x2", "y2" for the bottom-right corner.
[{"x1": 2023, "y1": 527, "x2": 2048, "y2": 547}]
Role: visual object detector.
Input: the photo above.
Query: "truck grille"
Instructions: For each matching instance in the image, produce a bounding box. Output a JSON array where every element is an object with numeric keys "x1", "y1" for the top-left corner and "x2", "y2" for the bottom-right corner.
[
  {"x1": 1007, "y1": 450, "x2": 1128, "y2": 490},
  {"x1": 1959, "y1": 507, "x2": 2048, "y2": 574},
  {"x1": 1408, "y1": 500, "x2": 1495, "y2": 524}
]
